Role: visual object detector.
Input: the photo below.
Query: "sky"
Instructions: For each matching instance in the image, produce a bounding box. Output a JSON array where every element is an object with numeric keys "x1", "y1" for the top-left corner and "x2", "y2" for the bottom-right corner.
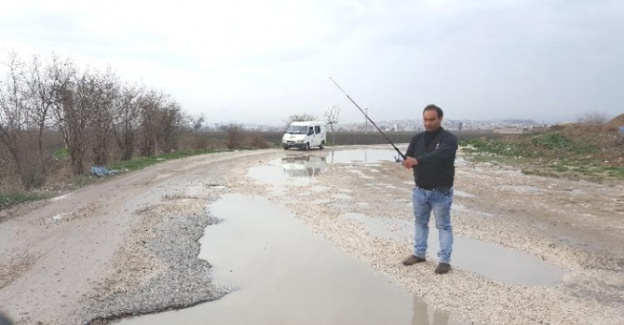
[{"x1": 1, "y1": 0, "x2": 623, "y2": 125}]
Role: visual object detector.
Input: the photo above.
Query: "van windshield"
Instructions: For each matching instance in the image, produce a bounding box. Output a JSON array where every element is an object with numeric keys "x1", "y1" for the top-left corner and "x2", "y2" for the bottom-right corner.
[{"x1": 286, "y1": 125, "x2": 308, "y2": 134}]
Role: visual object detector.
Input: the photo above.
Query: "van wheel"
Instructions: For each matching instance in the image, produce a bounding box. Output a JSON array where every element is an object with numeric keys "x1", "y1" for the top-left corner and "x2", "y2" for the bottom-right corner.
[
  {"x1": 305, "y1": 143, "x2": 310, "y2": 150},
  {"x1": 319, "y1": 142, "x2": 325, "y2": 150},
  {"x1": 283, "y1": 146, "x2": 289, "y2": 150}
]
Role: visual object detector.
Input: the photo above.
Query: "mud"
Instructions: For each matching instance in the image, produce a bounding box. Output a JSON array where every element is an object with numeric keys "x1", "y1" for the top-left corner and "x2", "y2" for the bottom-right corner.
[
  {"x1": 119, "y1": 194, "x2": 465, "y2": 325},
  {"x1": 0, "y1": 146, "x2": 622, "y2": 325}
]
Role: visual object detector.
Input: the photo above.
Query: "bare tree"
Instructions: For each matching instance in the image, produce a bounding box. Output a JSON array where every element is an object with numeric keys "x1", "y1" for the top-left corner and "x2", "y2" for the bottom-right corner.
[
  {"x1": 88, "y1": 67, "x2": 119, "y2": 166},
  {"x1": 284, "y1": 113, "x2": 318, "y2": 128},
  {"x1": 137, "y1": 89, "x2": 167, "y2": 157},
  {"x1": 53, "y1": 68, "x2": 107, "y2": 175},
  {"x1": 22, "y1": 54, "x2": 56, "y2": 180},
  {"x1": 112, "y1": 83, "x2": 142, "y2": 161},
  {"x1": 1, "y1": 50, "x2": 194, "y2": 183},
  {"x1": 0, "y1": 52, "x2": 37, "y2": 188},
  {"x1": 47, "y1": 57, "x2": 89, "y2": 175},
  {"x1": 324, "y1": 105, "x2": 340, "y2": 145},
  {"x1": 49, "y1": 55, "x2": 77, "y2": 152},
  {"x1": 577, "y1": 111, "x2": 608, "y2": 125},
  {"x1": 191, "y1": 113, "x2": 205, "y2": 131},
  {"x1": 156, "y1": 100, "x2": 182, "y2": 153},
  {"x1": 225, "y1": 123, "x2": 244, "y2": 149}
]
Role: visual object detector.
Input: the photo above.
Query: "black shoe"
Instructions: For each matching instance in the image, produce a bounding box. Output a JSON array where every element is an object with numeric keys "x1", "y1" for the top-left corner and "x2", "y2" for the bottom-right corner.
[
  {"x1": 434, "y1": 263, "x2": 451, "y2": 274},
  {"x1": 402, "y1": 255, "x2": 426, "y2": 266}
]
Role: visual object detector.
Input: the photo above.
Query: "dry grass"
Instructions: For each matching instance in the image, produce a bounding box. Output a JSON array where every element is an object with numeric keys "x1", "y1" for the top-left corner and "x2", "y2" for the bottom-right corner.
[{"x1": 463, "y1": 121, "x2": 624, "y2": 182}]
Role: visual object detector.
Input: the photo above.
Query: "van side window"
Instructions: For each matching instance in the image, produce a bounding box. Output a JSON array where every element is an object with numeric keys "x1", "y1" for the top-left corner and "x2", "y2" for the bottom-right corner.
[
  {"x1": 308, "y1": 127, "x2": 314, "y2": 135},
  {"x1": 315, "y1": 126, "x2": 321, "y2": 134}
]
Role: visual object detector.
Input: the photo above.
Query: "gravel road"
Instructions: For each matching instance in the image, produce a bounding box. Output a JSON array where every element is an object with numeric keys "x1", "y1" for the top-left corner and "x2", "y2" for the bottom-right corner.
[{"x1": 0, "y1": 146, "x2": 622, "y2": 325}]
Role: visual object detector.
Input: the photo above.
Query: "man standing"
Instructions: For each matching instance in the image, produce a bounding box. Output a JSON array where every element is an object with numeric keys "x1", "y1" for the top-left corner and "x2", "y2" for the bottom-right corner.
[{"x1": 401, "y1": 105, "x2": 458, "y2": 274}]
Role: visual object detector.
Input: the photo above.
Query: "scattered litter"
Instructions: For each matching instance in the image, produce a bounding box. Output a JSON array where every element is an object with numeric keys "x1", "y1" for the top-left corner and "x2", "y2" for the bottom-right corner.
[{"x1": 90, "y1": 166, "x2": 119, "y2": 177}]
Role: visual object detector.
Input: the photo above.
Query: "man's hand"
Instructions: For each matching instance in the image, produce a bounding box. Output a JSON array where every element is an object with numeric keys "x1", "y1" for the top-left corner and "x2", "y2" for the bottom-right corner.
[{"x1": 402, "y1": 157, "x2": 418, "y2": 169}]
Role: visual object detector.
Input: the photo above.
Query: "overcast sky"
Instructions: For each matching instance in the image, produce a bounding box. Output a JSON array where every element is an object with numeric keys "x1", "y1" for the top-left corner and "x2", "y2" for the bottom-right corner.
[{"x1": 1, "y1": 0, "x2": 622, "y2": 125}]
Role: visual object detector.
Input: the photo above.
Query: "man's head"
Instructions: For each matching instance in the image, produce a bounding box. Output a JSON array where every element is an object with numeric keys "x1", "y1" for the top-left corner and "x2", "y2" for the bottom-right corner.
[{"x1": 422, "y1": 104, "x2": 443, "y2": 132}]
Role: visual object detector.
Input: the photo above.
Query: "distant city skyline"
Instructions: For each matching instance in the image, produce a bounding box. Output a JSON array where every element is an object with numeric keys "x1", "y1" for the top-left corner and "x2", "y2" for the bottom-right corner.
[
  {"x1": 207, "y1": 114, "x2": 601, "y2": 129},
  {"x1": 209, "y1": 117, "x2": 553, "y2": 133}
]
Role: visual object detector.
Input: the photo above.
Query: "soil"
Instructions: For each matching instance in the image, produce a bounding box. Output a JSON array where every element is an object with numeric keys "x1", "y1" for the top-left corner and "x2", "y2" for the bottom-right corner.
[{"x1": 0, "y1": 146, "x2": 622, "y2": 325}]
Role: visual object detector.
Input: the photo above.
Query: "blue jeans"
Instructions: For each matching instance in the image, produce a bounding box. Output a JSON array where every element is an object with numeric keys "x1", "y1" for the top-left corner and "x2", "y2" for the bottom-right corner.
[{"x1": 412, "y1": 187, "x2": 454, "y2": 263}]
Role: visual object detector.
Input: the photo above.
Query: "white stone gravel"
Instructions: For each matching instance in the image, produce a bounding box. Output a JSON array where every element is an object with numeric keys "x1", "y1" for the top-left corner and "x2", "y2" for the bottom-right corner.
[{"x1": 1, "y1": 146, "x2": 622, "y2": 325}]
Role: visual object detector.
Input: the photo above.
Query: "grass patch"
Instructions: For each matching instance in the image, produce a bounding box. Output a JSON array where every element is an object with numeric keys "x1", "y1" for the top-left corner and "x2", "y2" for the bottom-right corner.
[
  {"x1": 0, "y1": 148, "x2": 230, "y2": 212},
  {"x1": 461, "y1": 130, "x2": 624, "y2": 182},
  {"x1": 0, "y1": 192, "x2": 51, "y2": 211},
  {"x1": 53, "y1": 148, "x2": 70, "y2": 159},
  {"x1": 107, "y1": 148, "x2": 223, "y2": 172},
  {"x1": 463, "y1": 132, "x2": 600, "y2": 159}
]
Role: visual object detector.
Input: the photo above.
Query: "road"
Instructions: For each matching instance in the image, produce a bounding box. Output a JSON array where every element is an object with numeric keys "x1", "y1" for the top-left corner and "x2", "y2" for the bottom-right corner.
[{"x1": 0, "y1": 146, "x2": 622, "y2": 325}]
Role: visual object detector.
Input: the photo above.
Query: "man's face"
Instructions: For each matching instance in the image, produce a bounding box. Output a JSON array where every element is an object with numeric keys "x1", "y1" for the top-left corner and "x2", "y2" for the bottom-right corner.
[{"x1": 423, "y1": 109, "x2": 442, "y2": 132}]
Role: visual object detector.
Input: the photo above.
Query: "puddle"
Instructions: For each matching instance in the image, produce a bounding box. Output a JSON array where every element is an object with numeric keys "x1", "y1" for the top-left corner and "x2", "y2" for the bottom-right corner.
[
  {"x1": 248, "y1": 151, "x2": 400, "y2": 186},
  {"x1": 281, "y1": 155, "x2": 327, "y2": 177},
  {"x1": 247, "y1": 159, "x2": 311, "y2": 186},
  {"x1": 118, "y1": 194, "x2": 464, "y2": 325},
  {"x1": 328, "y1": 149, "x2": 400, "y2": 164},
  {"x1": 340, "y1": 213, "x2": 565, "y2": 286},
  {"x1": 247, "y1": 155, "x2": 330, "y2": 187}
]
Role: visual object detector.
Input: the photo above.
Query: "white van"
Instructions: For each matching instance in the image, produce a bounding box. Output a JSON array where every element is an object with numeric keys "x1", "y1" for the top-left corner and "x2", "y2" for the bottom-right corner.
[
  {"x1": 282, "y1": 121, "x2": 327, "y2": 150},
  {"x1": 281, "y1": 155, "x2": 327, "y2": 177}
]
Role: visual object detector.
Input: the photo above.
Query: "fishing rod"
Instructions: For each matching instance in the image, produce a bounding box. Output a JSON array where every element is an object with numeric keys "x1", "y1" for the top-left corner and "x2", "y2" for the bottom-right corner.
[{"x1": 329, "y1": 77, "x2": 406, "y2": 160}]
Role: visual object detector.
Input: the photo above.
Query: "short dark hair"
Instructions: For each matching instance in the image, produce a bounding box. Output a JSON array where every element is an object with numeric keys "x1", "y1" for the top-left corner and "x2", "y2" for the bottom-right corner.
[{"x1": 423, "y1": 104, "x2": 443, "y2": 118}]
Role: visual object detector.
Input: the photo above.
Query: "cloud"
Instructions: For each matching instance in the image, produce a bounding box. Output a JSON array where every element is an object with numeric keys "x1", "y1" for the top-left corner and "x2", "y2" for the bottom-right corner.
[{"x1": 1, "y1": 0, "x2": 622, "y2": 124}]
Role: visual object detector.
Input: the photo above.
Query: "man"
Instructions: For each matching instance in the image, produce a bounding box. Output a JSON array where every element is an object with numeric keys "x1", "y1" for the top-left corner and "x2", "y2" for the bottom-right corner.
[{"x1": 401, "y1": 104, "x2": 458, "y2": 274}]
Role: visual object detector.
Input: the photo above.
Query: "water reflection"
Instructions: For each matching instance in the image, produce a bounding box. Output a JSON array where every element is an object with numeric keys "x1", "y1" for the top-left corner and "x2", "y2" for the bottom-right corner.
[
  {"x1": 411, "y1": 296, "x2": 450, "y2": 325},
  {"x1": 278, "y1": 149, "x2": 398, "y2": 178},
  {"x1": 340, "y1": 213, "x2": 564, "y2": 285},
  {"x1": 328, "y1": 149, "x2": 399, "y2": 164},
  {"x1": 281, "y1": 155, "x2": 327, "y2": 177}
]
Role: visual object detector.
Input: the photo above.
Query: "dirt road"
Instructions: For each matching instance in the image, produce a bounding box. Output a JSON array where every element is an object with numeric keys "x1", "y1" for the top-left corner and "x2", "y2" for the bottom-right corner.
[{"x1": 0, "y1": 146, "x2": 622, "y2": 324}]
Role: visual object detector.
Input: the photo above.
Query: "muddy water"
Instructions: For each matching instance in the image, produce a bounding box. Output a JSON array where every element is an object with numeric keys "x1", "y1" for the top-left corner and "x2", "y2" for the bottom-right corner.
[
  {"x1": 118, "y1": 194, "x2": 464, "y2": 325},
  {"x1": 327, "y1": 148, "x2": 400, "y2": 164},
  {"x1": 248, "y1": 150, "x2": 564, "y2": 286},
  {"x1": 341, "y1": 212, "x2": 565, "y2": 286}
]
